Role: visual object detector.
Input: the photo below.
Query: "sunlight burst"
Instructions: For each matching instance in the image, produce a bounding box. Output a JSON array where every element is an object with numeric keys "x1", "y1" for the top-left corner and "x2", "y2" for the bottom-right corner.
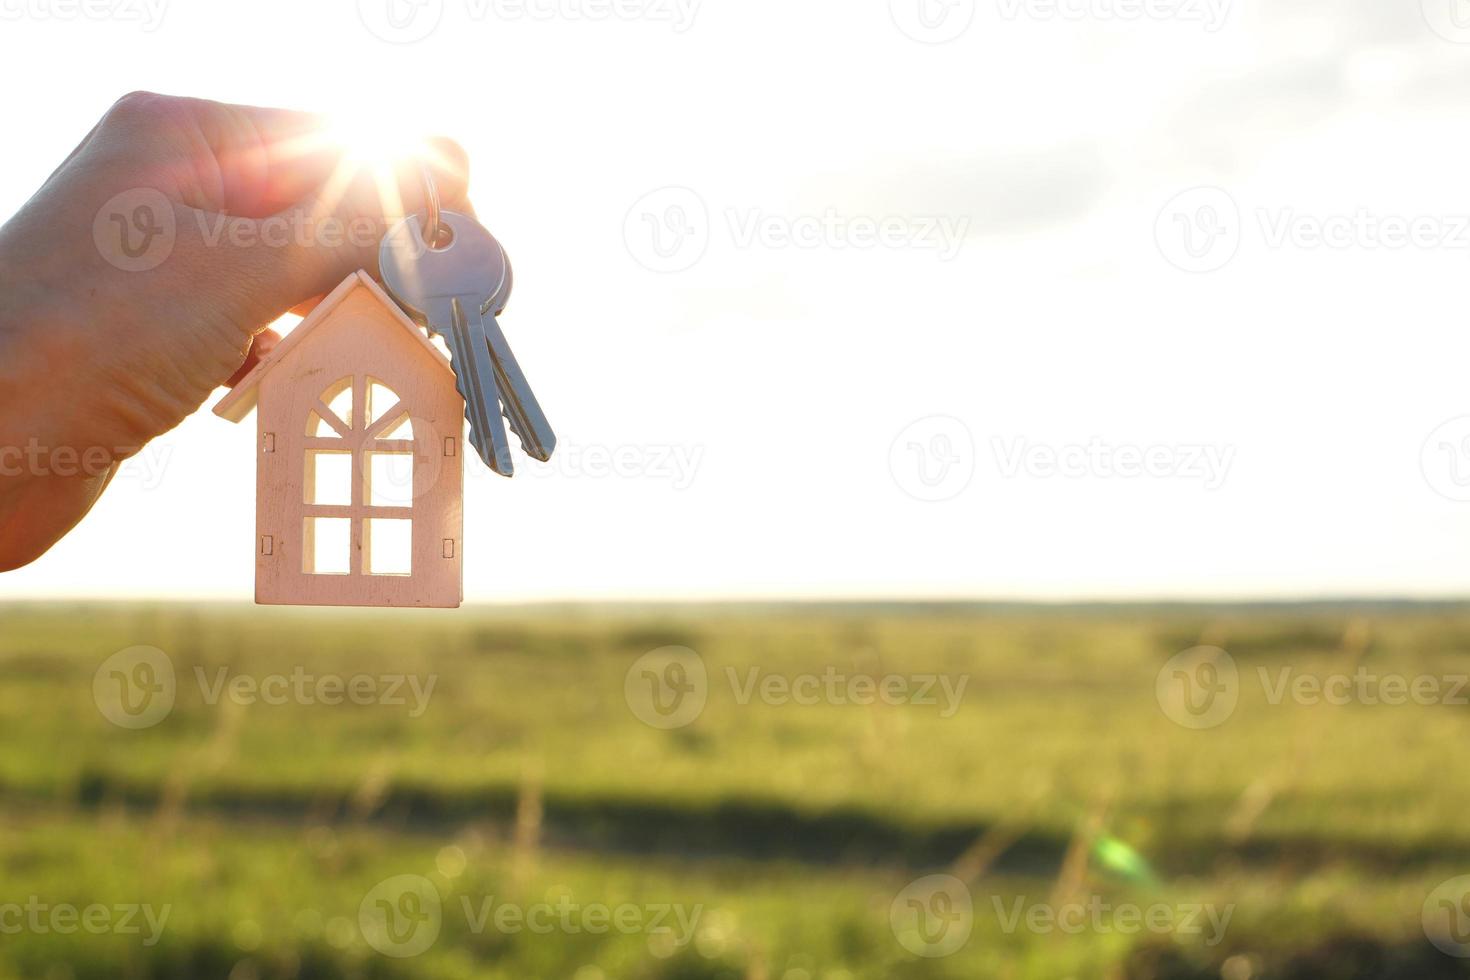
[{"x1": 322, "y1": 114, "x2": 439, "y2": 224}]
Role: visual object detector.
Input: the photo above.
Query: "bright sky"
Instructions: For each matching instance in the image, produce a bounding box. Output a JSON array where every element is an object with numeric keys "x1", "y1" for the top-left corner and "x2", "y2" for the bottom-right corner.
[{"x1": 4, "y1": 0, "x2": 1470, "y2": 601}]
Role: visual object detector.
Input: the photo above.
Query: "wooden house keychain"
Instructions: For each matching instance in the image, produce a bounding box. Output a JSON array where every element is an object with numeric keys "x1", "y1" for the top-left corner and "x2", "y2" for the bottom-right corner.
[{"x1": 213, "y1": 169, "x2": 555, "y2": 608}]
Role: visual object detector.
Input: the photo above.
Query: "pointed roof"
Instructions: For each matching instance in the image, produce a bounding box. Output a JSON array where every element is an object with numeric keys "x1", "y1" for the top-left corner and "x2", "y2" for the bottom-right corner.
[{"x1": 213, "y1": 271, "x2": 452, "y2": 423}]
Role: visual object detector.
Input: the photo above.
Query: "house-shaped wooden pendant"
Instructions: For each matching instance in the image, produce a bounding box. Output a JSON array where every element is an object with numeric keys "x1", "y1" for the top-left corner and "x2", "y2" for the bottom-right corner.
[{"x1": 214, "y1": 272, "x2": 464, "y2": 608}]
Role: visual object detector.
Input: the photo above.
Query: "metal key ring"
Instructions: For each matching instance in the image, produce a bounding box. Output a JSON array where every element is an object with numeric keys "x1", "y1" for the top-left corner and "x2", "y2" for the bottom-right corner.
[{"x1": 420, "y1": 163, "x2": 444, "y2": 247}]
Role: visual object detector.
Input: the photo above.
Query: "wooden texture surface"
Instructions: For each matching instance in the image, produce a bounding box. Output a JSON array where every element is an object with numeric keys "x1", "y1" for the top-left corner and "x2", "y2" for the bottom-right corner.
[{"x1": 217, "y1": 274, "x2": 464, "y2": 608}]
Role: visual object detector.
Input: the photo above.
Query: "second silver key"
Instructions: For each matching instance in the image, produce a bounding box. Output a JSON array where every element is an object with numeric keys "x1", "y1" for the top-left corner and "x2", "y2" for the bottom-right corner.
[{"x1": 379, "y1": 211, "x2": 551, "y2": 477}]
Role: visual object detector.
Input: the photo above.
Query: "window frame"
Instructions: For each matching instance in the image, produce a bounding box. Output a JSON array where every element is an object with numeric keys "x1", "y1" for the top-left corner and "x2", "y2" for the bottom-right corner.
[{"x1": 300, "y1": 375, "x2": 416, "y2": 576}]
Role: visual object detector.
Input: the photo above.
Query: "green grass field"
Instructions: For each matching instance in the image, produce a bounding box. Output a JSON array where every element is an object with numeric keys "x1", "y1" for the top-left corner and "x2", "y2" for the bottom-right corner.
[{"x1": 3, "y1": 601, "x2": 1470, "y2": 979}]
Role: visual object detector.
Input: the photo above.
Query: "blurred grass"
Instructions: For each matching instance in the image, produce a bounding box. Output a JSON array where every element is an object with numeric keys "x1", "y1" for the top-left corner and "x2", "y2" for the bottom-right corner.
[{"x1": 2, "y1": 601, "x2": 1470, "y2": 978}]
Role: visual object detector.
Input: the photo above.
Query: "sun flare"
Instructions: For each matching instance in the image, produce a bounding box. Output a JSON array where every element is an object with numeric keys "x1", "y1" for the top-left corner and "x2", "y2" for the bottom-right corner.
[
  {"x1": 326, "y1": 116, "x2": 426, "y2": 171},
  {"x1": 315, "y1": 114, "x2": 444, "y2": 226}
]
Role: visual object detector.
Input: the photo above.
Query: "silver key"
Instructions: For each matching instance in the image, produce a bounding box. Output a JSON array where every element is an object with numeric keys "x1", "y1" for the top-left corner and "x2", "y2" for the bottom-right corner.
[{"x1": 379, "y1": 210, "x2": 555, "y2": 477}]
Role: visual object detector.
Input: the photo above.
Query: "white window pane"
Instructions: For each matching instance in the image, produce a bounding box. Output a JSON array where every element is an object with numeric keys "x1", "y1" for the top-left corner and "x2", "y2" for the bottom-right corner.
[
  {"x1": 306, "y1": 451, "x2": 352, "y2": 506},
  {"x1": 366, "y1": 452, "x2": 414, "y2": 507},
  {"x1": 367, "y1": 378, "x2": 401, "y2": 427},
  {"x1": 322, "y1": 377, "x2": 354, "y2": 430},
  {"x1": 377, "y1": 414, "x2": 414, "y2": 440},
  {"x1": 303, "y1": 517, "x2": 351, "y2": 575},
  {"x1": 306, "y1": 411, "x2": 342, "y2": 438},
  {"x1": 366, "y1": 518, "x2": 412, "y2": 575}
]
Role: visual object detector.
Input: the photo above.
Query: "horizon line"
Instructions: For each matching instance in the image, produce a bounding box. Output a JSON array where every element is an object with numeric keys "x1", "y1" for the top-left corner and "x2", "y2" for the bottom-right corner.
[{"x1": 7, "y1": 595, "x2": 1470, "y2": 611}]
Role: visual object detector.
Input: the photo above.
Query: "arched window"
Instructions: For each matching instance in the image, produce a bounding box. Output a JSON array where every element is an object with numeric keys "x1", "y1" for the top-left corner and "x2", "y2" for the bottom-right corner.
[{"x1": 302, "y1": 377, "x2": 416, "y2": 576}]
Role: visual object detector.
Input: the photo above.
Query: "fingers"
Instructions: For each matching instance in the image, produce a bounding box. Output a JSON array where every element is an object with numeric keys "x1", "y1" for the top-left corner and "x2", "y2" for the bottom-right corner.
[
  {"x1": 224, "y1": 328, "x2": 281, "y2": 388},
  {"x1": 96, "y1": 93, "x2": 473, "y2": 220},
  {"x1": 288, "y1": 293, "x2": 327, "y2": 318},
  {"x1": 90, "y1": 93, "x2": 478, "y2": 325},
  {"x1": 96, "y1": 93, "x2": 472, "y2": 222},
  {"x1": 95, "y1": 92, "x2": 336, "y2": 217},
  {"x1": 198, "y1": 101, "x2": 339, "y2": 216},
  {"x1": 170, "y1": 141, "x2": 473, "y2": 324},
  {"x1": 398, "y1": 137, "x2": 472, "y2": 215},
  {"x1": 297, "y1": 135, "x2": 470, "y2": 227},
  {"x1": 186, "y1": 92, "x2": 471, "y2": 223},
  {"x1": 277, "y1": 137, "x2": 473, "y2": 297}
]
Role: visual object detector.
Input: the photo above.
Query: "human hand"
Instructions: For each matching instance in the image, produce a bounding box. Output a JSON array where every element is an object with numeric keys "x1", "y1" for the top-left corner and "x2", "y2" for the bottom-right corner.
[{"x1": 0, "y1": 91, "x2": 471, "y2": 570}]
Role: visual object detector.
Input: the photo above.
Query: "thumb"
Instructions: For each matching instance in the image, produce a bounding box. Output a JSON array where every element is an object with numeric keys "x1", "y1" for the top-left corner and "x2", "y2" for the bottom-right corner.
[
  {"x1": 267, "y1": 137, "x2": 472, "y2": 302},
  {"x1": 161, "y1": 139, "x2": 472, "y2": 328}
]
